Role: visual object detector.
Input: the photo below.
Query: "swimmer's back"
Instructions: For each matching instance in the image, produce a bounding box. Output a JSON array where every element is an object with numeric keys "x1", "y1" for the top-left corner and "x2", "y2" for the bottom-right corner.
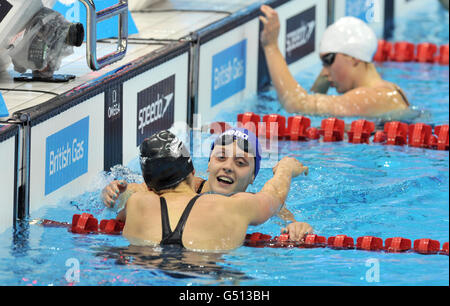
[
  {"x1": 122, "y1": 191, "x2": 258, "y2": 251},
  {"x1": 316, "y1": 82, "x2": 410, "y2": 117}
]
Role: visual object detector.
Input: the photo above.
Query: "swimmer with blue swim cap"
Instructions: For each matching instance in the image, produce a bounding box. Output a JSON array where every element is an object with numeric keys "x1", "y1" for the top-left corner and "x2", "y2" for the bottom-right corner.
[
  {"x1": 260, "y1": 5, "x2": 410, "y2": 118},
  {"x1": 105, "y1": 127, "x2": 313, "y2": 242},
  {"x1": 206, "y1": 127, "x2": 262, "y2": 195},
  {"x1": 118, "y1": 129, "x2": 308, "y2": 251}
]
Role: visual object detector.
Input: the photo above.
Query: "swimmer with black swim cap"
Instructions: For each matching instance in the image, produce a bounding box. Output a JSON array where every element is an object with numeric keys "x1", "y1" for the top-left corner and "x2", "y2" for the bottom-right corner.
[
  {"x1": 139, "y1": 130, "x2": 194, "y2": 192},
  {"x1": 107, "y1": 129, "x2": 313, "y2": 242},
  {"x1": 120, "y1": 129, "x2": 308, "y2": 251}
]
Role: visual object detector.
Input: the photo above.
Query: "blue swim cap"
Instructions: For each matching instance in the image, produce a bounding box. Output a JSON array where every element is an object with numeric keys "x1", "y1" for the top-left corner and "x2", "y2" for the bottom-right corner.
[{"x1": 210, "y1": 127, "x2": 262, "y2": 178}]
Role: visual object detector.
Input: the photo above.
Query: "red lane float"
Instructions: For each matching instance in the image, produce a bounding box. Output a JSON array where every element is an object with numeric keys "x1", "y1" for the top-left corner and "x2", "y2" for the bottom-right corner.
[
  {"x1": 413, "y1": 239, "x2": 441, "y2": 255},
  {"x1": 41, "y1": 216, "x2": 448, "y2": 257},
  {"x1": 244, "y1": 232, "x2": 448, "y2": 256},
  {"x1": 319, "y1": 118, "x2": 345, "y2": 142},
  {"x1": 373, "y1": 40, "x2": 392, "y2": 62},
  {"x1": 415, "y1": 43, "x2": 438, "y2": 63},
  {"x1": 235, "y1": 112, "x2": 321, "y2": 141},
  {"x1": 304, "y1": 234, "x2": 327, "y2": 248},
  {"x1": 215, "y1": 113, "x2": 449, "y2": 151},
  {"x1": 441, "y1": 242, "x2": 449, "y2": 255},
  {"x1": 71, "y1": 213, "x2": 98, "y2": 234},
  {"x1": 373, "y1": 40, "x2": 448, "y2": 65},
  {"x1": 99, "y1": 219, "x2": 125, "y2": 235},
  {"x1": 286, "y1": 116, "x2": 310, "y2": 141},
  {"x1": 384, "y1": 121, "x2": 409, "y2": 146},
  {"x1": 384, "y1": 237, "x2": 412, "y2": 253},
  {"x1": 306, "y1": 127, "x2": 320, "y2": 140},
  {"x1": 391, "y1": 41, "x2": 415, "y2": 62},
  {"x1": 435, "y1": 125, "x2": 449, "y2": 151},
  {"x1": 327, "y1": 235, "x2": 355, "y2": 249},
  {"x1": 357, "y1": 236, "x2": 384, "y2": 251},
  {"x1": 263, "y1": 114, "x2": 286, "y2": 139},
  {"x1": 437, "y1": 44, "x2": 449, "y2": 65},
  {"x1": 237, "y1": 112, "x2": 260, "y2": 135},
  {"x1": 66, "y1": 213, "x2": 124, "y2": 235},
  {"x1": 408, "y1": 123, "x2": 433, "y2": 148},
  {"x1": 347, "y1": 120, "x2": 375, "y2": 144}
]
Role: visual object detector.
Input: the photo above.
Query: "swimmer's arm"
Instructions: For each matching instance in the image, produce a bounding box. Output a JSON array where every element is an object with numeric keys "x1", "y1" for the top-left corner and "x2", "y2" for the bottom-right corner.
[
  {"x1": 277, "y1": 207, "x2": 297, "y2": 223},
  {"x1": 261, "y1": 35, "x2": 407, "y2": 116},
  {"x1": 116, "y1": 208, "x2": 126, "y2": 222},
  {"x1": 310, "y1": 68, "x2": 331, "y2": 94},
  {"x1": 260, "y1": 46, "x2": 368, "y2": 116},
  {"x1": 261, "y1": 44, "x2": 344, "y2": 115},
  {"x1": 115, "y1": 192, "x2": 141, "y2": 222},
  {"x1": 234, "y1": 157, "x2": 308, "y2": 225},
  {"x1": 102, "y1": 180, "x2": 148, "y2": 209}
]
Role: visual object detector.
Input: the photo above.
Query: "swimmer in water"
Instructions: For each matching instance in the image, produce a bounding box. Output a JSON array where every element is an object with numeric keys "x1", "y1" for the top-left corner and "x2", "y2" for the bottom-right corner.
[
  {"x1": 259, "y1": 5, "x2": 410, "y2": 117},
  {"x1": 118, "y1": 130, "x2": 308, "y2": 251},
  {"x1": 103, "y1": 128, "x2": 313, "y2": 242}
]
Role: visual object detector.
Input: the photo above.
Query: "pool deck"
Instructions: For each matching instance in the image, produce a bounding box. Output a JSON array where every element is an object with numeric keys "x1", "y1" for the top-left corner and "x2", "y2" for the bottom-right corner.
[{"x1": 0, "y1": 0, "x2": 261, "y2": 116}]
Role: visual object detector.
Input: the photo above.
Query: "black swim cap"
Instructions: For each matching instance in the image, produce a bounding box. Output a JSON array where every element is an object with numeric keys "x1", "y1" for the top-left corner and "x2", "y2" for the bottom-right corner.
[{"x1": 139, "y1": 130, "x2": 194, "y2": 192}]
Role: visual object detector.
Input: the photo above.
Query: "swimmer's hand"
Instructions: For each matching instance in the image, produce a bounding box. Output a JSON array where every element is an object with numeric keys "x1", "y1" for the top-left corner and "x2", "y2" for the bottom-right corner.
[
  {"x1": 273, "y1": 156, "x2": 308, "y2": 177},
  {"x1": 259, "y1": 5, "x2": 280, "y2": 48},
  {"x1": 281, "y1": 222, "x2": 314, "y2": 242},
  {"x1": 102, "y1": 180, "x2": 128, "y2": 208}
]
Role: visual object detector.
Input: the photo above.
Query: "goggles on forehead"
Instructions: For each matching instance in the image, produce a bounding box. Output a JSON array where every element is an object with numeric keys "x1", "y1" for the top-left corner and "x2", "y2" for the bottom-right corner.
[
  {"x1": 321, "y1": 52, "x2": 337, "y2": 67},
  {"x1": 213, "y1": 134, "x2": 255, "y2": 156}
]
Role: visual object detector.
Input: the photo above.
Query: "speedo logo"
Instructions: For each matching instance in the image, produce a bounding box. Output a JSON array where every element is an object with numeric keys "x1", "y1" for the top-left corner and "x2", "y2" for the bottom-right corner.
[
  {"x1": 138, "y1": 92, "x2": 173, "y2": 135},
  {"x1": 286, "y1": 20, "x2": 315, "y2": 54},
  {"x1": 285, "y1": 6, "x2": 316, "y2": 65},
  {"x1": 136, "y1": 75, "x2": 175, "y2": 146}
]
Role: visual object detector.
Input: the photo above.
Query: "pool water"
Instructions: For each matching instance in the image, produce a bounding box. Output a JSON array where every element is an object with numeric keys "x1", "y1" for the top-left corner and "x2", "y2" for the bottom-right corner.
[{"x1": 0, "y1": 1, "x2": 448, "y2": 286}]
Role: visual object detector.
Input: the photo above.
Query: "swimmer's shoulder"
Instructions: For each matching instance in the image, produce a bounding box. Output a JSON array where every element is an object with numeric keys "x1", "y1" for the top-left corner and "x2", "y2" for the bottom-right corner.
[
  {"x1": 375, "y1": 81, "x2": 410, "y2": 107},
  {"x1": 126, "y1": 190, "x2": 159, "y2": 208},
  {"x1": 197, "y1": 192, "x2": 252, "y2": 209}
]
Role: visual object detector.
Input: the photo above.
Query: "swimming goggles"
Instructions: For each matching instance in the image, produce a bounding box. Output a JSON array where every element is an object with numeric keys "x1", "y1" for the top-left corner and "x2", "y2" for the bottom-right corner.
[
  {"x1": 321, "y1": 53, "x2": 336, "y2": 67},
  {"x1": 213, "y1": 134, "x2": 255, "y2": 156}
]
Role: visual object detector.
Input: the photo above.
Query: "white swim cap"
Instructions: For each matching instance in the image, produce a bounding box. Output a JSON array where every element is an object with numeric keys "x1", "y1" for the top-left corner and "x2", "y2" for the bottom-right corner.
[{"x1": 319, "y1": 16, "x2": 378, "y2": 62}]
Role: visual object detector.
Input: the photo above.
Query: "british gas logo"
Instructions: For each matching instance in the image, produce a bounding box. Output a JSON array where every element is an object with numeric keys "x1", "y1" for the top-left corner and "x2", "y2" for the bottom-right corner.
[
  {"x1": 45, "y1": 117, "x2": 89, "y2": 195},
  {"x1": 211, "y1": 39, "x2": 247, "y2": 107}
]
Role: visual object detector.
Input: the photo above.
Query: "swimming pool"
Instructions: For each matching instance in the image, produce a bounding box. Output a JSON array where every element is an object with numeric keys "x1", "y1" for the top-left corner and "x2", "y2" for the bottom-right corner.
[{"x1": 0, "y1": 1, "x2": 448, "y2": 286}]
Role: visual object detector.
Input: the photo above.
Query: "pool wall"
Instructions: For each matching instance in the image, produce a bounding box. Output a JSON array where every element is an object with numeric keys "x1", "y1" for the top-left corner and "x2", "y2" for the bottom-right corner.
[{"x1": 0, "y1": 0, "x2": 432, "y2": 233}]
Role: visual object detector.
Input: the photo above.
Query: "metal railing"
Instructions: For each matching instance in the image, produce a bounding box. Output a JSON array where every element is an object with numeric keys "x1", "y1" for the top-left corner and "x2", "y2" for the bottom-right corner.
[{"x1": 79, "y1": 0, "x2": 129, "y2": 70}]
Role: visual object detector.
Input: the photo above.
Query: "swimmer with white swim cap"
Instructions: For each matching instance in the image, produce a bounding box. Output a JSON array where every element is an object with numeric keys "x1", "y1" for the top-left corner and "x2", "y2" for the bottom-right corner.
[{"x1": 259, "y1": 5, "x2": 410, "y2": 117}]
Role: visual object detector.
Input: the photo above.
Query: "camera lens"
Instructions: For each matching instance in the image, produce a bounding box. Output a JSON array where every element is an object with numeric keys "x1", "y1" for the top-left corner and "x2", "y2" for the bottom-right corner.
[{"x1": 66, "y1": 23, "x2": 84, "y2": 47}]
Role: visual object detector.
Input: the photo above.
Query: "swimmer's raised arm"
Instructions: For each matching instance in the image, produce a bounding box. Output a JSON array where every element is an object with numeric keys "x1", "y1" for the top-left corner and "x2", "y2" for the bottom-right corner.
[
  {"x1": 260, "y1": 5, "x2": 409, "y2": 117},
  {"x1": 101, "y1": 180, "x2": 148, "y2": 208},
  {"x1": 310, "y1": 68, "x2": 331, "y2": 94}
]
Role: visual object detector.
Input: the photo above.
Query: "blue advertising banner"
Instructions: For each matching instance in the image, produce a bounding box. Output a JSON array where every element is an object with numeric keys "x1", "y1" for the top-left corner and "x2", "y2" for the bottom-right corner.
[
  {"x1": 0, "y1": 92, "x2": 8, "y2": 117},
  {"x1": 211, "y1": 39, "x2": 247, "y2": 107},
  {"x1": 52, "y1": 0, "x2": 138, "y2": 40},
  {"x1": 45, "y1": 116, "x2": 89, "y2": 195},
  {"x1": 346, "y1": 0, "x2": 381, "y2": 24}
]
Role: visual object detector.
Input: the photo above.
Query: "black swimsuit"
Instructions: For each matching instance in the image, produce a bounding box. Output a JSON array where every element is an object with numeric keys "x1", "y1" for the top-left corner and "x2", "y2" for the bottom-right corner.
[
  {"x1": 196, "y1": 179, "x2": 206, "y2": 194},
  {"x1": 160, "y1": 194, "x2": 203, "y2": 248},
  {"x1": 394, "y1": 85, "x2": 410, "y2": 107}
]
